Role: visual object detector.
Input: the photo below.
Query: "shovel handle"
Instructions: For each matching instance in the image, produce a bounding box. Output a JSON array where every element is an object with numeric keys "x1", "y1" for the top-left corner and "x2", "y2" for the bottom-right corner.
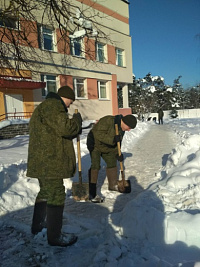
[
  {"x1": 115, "y1": 124, "x2": 126, "y2": 186},
  {"x1": 115, "y1": 124, "x2": 124, "y2": 172},
  {"x1": 75, "y1": 109, "x2": 82, "y2": 174}
]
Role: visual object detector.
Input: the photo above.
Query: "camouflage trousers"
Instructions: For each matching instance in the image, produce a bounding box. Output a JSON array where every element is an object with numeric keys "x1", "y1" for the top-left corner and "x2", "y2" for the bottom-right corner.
[
  {"x1": 36, "y1": 178, "x2": 66, "y2": 206},
  {"x1": 90, "y1": 148, "x2": 117, "y2": 170}
]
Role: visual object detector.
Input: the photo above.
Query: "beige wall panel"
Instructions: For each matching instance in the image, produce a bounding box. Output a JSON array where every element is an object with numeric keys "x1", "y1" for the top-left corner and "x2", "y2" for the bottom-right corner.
[
  {"x1": 78, "y1": 0, "x2": 130, "y2": 18},
  {"x1": 73, "y1": 0, "x2": 129, "y2": 31},
  {"x1": 33, "y1": 89, "x2": 43, "y2": 107},
  {"x1": 97, "y1": 0, "x2": 129, "y2": 17},
  {"x1": 68, "y1": 99, "x2": 112, "y2": 120}
]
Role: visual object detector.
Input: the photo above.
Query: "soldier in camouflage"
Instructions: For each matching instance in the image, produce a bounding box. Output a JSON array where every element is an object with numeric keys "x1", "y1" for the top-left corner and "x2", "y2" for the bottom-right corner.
[
  {"x1": 87, "y1": 114, "x2": 137, "y2": 200},
  {"x1": 27, "y1": 86, "x2": 82, "y2": 247}
]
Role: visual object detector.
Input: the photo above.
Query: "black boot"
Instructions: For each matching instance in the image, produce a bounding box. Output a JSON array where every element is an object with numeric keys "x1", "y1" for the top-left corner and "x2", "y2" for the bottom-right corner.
[
  {"x1": 88, "y1": 168, "x2": 98, "y2": 200},
  {"x1": 47, "y1": 205, "x2": 77, "y2": 247},
  {"x1": 31, "y1": 200, "x2": 47, "y2": 235},
  {"x1": 89, "y1": 183, "x2": 97, "y2": 199}
]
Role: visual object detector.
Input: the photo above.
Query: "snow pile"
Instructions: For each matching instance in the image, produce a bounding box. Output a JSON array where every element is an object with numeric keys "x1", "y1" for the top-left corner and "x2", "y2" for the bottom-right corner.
[
  {"x1": 0, "y1": 160, "x2": 37, "y2": 215},
  {"x1": 118, "y1": 119, "x2": 200, "y2": 265}
]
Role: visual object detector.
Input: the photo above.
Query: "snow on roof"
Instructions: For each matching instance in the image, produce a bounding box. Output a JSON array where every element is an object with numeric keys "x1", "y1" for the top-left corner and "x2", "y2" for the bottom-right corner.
[{"x1": 0, "y1": 76, "x2": 42, "y2": 83}]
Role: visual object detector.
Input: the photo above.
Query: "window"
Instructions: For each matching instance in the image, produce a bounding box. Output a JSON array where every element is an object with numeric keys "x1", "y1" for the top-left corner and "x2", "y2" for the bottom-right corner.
[
  {"x1": 0, "y1": 14, "x2": 18, "y2": 29},
  {"x1": 41, "y1": 74, "x2": 57, "y2": 97},
  {"x1": 116, "y1": 48, "x2": 124, "y2": 67},
  {"x1": 70, "y1": 38, "x2": 83, "y2": 57},
  {"x1": 96, "y1": 42, "x2": 105, "y2": 62},
  {"x1": 74, "y1": 78, "x2": 86, "y2": 98},
  {"x1": 117, "y1": 84, "x2": 123, "y2": 108},
  {"x1": 98, "y1": 81, "x2": 107, "y2": 99},
  {"x1": 38, "y1": 26, "x2": 54, "y2": 51}
]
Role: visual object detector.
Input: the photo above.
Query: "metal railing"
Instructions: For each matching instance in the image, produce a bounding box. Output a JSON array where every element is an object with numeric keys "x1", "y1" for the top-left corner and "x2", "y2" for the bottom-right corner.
[{"x1": 0, "y1": 112, "x2": 32, "y2": 122}]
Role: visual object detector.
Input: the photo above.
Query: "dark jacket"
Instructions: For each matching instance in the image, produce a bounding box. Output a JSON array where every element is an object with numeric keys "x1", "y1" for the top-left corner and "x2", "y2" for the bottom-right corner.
[
  {"x1": 158, "y1": 109, "x2": 164, "y2": 119},
  {"x1": 87, "y1": 115, "x2": 124, "y2": 154},
  {"x1": 27, "y1": 92, "x2": 82, "y2": 179}
]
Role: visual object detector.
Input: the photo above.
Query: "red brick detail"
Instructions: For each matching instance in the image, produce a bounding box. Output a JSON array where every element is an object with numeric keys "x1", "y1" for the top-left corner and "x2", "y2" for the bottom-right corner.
[
  {"x1": 56, "y1": 29, "x2": 70, "y2": 54},
  {"x1": 107, "y1": 44, "x2": 116, "y2": 65},
  {"x1": 59, "y1": 75, "x2": 73, "y2": 89},
  {"x1": 87, "y1": 78, "x2": 98, "y2": 99},
  {"x1": 0, "y1": 19, "x2": 39, "y2": 48},
  {"x1": 118, "y1": 108, "x2": 132, "y2": 116},
  {"x1": 111, "y1": 74, "x2": 118, "y2": 115},
  {"x1": 85, "y1": 38, "x2": 96, "y2": 61}
]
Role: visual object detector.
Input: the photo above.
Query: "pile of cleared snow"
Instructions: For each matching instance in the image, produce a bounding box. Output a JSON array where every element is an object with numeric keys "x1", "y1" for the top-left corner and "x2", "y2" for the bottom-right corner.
[
  {"x1": 119, "y1": 127, "x2": 200, "y2": 258},
  {"x1": 0, "y1": 160, "x2": 37, "y2": 215}
]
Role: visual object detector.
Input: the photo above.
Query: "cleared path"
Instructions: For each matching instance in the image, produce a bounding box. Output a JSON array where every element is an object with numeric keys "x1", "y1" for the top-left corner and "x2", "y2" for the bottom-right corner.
[
  {"x1": 65, "y1": 123, "x2": 180, "y2": 216},
  {"x1": 127, "y1": 123, "x2": 179, "y2": 190}
]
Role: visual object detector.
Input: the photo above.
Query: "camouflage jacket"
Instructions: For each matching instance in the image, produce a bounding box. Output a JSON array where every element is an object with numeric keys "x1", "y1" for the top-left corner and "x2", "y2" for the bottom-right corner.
[
  {"x1": 87, "y1": 115, "x2": 124, "y2": 154},
  {"x1": 27, "y1": 92, "x2": 82, "y2": 179}
]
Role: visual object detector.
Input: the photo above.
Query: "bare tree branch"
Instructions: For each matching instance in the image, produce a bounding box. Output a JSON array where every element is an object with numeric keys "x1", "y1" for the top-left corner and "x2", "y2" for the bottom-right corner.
[{"x1": 0, "y1": 0, "x2": 113, "y2": 74}]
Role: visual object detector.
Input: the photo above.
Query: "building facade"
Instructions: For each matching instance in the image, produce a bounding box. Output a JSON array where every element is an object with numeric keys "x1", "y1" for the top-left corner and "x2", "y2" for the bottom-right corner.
[{"x1": 0, "y1": 0, "x2": 133, "y2": 120}]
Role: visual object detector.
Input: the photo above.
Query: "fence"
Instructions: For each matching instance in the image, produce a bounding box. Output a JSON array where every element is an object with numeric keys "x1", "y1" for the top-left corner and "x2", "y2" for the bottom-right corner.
[
  {"x1": 148, "y1": 108, "x2": 200, "y2": 120},
  {"x1": 0, "y1": 112, "x2": 32, "y2": 122}
]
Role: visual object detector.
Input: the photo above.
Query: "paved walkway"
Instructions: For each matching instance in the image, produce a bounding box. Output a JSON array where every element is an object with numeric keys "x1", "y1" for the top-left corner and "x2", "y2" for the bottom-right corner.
[
  {"x1": 128, "y1": 123, "x2": 179, "y2": 190},
  {"x1": 65, "y1": 123, "x2": 180, "y2": 216}
]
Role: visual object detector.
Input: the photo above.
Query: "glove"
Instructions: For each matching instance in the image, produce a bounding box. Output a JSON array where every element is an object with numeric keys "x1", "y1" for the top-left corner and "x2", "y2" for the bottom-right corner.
[
  {"x1": 116, "y1": 153, "x2": 124, "y2": 162},
  {"x1": 73, "y1": 112, "x2": 82, "y2": 135},
  {"x1": 113, "y1": 134, "x2": 121, "y2": 143},
  {"x1": 78, "y1": 128, "x2": 82, "y2": 135},
  {"x1": 73, "y1": 112, "x2": 83, "y2": 125}
]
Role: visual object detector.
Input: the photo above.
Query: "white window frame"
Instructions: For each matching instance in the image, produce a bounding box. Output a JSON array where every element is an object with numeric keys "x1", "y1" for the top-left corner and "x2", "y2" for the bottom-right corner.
[
  {"x1": 116, "y1": 48, "x2": 124, "y2": 67},
  {"x1": 98, "y1": 81, "x2": 108, "y2": 100},
  {"x1": 70, "y1": 38, "x2": 83, "y2": 57},
  {"x1": 73, "y1": 78, "x2": 87, "y2": 99},
  {"x1": 96, "y1": 42, "x2": 105, "y2": 62},
  {"x1": 41, "y1": 74, "x2": 57, "y2": 97},
  {"x1": 39, "y1": 25, "x2": 55, "y2": 51}
]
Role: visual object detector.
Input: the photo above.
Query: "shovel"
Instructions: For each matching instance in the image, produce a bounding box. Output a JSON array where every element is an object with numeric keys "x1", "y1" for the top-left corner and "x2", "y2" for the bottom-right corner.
[
  {"x1": 115, "y1": 124, "x2": 131, "y2": 193},
  {"x1": 72, "y1": 109, "x2": 89, "y2": 201}
]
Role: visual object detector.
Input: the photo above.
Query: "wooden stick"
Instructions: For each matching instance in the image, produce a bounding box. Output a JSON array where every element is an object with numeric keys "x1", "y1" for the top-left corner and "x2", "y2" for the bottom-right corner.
[
  {"x1": 75, "y1": 109, "x2": 82, "y2": 182},
  {"x1": 115, "y1": 124, "x2": 125, "y2": 184}
]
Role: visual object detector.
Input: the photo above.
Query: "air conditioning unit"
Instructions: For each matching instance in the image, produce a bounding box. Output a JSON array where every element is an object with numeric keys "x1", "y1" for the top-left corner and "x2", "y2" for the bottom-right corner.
[{"x1": 69, "y1": 29, "x2": 86, "y2": 39}]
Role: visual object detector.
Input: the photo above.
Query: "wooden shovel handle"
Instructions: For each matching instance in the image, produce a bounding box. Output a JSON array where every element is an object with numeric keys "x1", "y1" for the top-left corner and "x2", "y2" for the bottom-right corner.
[
  {"x1": 115, "y1": 124, "x2": 124, "y2": 172},
  {"x1": 75, "y1": 109, "x2": 81, "y2": 172}
]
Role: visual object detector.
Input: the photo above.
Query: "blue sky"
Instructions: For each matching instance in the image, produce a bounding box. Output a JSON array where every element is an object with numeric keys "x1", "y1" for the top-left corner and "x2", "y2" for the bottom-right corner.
[{"x1": 129, "y1": 0, "x2": 200, "y2": 88}]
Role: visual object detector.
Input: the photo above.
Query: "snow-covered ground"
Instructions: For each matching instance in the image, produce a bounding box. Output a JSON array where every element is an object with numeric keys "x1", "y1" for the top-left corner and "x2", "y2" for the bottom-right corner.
[{"x1": 1, "y1": 118, "x2": 200, "y2": 267}]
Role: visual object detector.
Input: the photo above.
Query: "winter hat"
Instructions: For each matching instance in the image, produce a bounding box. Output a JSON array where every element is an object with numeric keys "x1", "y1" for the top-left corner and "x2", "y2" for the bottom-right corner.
[
  {"x1": 122, "y1": 115, "x2": 137, "y2": 129},
  {"x1": 57, "y1": 86, "x2": 75, "y2": 101}
]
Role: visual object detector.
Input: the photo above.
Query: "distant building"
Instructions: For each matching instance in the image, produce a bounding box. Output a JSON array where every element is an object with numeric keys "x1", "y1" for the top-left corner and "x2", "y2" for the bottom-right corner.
[{"x1": 0, "y1": 0, "x2": 133, "y2": 120}]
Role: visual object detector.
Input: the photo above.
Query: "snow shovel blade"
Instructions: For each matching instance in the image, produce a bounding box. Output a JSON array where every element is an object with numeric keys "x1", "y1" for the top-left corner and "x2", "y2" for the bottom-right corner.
[
  {"x1": 117, "y1": 171, "x2": 131, "y2": 193},
  {"x1": 118, "y1": 180, "x2": 131, "y2": 193},
  {"x1": 72, "y1": 172, "x2": 89, "y2": 201},
  {"x1": 72, "y1": 183, "x2": 89, "y2": 201}
]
